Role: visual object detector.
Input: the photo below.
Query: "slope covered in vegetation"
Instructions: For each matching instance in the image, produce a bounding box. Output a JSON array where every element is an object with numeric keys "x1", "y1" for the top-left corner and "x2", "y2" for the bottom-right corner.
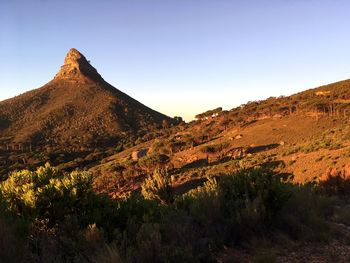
[{"x1": 2, "y1": 164, "x2": 350, "y2": 262}]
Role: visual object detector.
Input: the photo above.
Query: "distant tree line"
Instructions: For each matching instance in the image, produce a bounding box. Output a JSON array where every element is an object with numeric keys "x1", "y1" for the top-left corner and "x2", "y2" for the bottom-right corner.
[{"x1": 195, "y1": 107, "x2": 222, "y2": 120}]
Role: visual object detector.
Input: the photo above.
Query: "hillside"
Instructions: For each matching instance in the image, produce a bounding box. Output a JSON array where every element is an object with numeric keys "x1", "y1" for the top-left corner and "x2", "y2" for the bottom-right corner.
[
  {"x1": 87, "y1": 78, "x2": 350, "y2": 197},
  {"x1": 2, "y1": 61, "x2": 350, "y2": 262},
  {"x1": 2, "y1": 69, "x2": 350, "y2": 185},
  {"x1": 0, "y1": 48, "x2": 174, "y2": 151}
]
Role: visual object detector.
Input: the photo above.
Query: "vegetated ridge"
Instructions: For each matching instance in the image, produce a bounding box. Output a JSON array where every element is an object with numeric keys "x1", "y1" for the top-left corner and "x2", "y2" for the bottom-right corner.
[{"x1": 89, "y1": 77, "x2": 350, "y2": 197}]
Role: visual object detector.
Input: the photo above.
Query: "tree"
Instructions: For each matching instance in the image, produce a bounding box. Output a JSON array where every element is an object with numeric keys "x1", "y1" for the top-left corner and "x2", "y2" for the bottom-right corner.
[
  {"x1": 173, "y1": 116, "x2": 183, "y2": 125},
  {"x1": 195, "y1": 107, "x2": 223, "y2": 120}
]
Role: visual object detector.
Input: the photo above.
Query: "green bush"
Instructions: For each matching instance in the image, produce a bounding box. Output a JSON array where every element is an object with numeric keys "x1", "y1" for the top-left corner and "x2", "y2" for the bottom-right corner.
[
  {"x1": 178, "y1": 168, "x2": 292, "y2": 243},
  {"x1": 141, "y1": 169, "x2": 173, "y2": 204},
  {"x1": 0, "y1": 163, "x2": 100, "y2": 226},
  {"x1": 219, "y1": 169, "x2": 291, "y2": 228},
  {"x1": 180, "y1": 177, "x2": 220, "y2": 225},
  {"x1": 138, "y1": 153, "x2": 170, "y2": 171}
]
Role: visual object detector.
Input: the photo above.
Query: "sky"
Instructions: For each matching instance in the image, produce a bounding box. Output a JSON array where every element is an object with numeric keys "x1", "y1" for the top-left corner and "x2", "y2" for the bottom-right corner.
[{"x1": 1, "y1": 0, "x2": 350, "y2": 121}]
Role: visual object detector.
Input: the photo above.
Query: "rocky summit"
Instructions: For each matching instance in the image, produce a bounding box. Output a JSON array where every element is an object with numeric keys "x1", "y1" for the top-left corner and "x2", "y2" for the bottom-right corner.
[{"x1": 54, "y1": 48, "x2": 103, "y2": 82}]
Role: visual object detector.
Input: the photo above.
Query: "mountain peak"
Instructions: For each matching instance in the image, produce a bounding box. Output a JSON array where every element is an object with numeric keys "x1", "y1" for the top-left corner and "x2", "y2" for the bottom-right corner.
[
  {"x1": 64, "y1": 48, "x2": 85, "y2": 63},
  {"x1": 54, "y1": 48, "x2": 103, "y2": 81}
]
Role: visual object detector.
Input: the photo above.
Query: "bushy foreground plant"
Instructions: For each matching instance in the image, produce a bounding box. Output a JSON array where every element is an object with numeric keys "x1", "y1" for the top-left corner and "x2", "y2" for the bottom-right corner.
[
  {"x1": 0, "y1": 164, "x2": 123, "y2": 262},
  {"x1": 178, "y1": 169, "x2": 292, "y2": 243},
  {"x1": 219, "y1": 169, "x2": 291, "y2": 227},
  {"x1": 0, "y1": 163, "x2": 109, "y2": 227}
]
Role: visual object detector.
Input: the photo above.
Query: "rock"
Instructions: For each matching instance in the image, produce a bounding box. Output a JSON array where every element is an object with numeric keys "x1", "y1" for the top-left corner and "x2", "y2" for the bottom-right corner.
[
  {"x1": 235, "y1": 134, "x2": 243, "y2": 139},
  {"x1": 54, "y1": 48, "x2": 102, "y2": 82},
  {"x1": 131, "y1": 149, "x2": 148, "y2": 161}
]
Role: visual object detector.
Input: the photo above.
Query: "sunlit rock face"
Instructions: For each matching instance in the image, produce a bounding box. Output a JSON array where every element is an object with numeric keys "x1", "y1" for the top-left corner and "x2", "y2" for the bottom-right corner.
[{"x1": 54, "y1": 48, "x2": 103, "y2": 82}]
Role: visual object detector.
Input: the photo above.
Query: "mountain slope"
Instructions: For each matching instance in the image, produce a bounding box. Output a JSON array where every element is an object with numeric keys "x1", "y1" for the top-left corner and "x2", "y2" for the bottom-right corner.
[
  {"x1": 86, "y1": 77, "x2": 350, "y2": 197},
  {"x1": 0, "y1": 48, "x2": 172, "y2": 149}
]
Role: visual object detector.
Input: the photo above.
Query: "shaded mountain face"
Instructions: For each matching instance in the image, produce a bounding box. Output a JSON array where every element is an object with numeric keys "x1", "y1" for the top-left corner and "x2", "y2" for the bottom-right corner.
[{"x1": 0, "y1": 48, "x2": 173, "y2": 149}]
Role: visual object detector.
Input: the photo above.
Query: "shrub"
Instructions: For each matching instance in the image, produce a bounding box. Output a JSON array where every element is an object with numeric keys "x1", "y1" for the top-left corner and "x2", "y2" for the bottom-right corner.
[
  {"x1": 318, "y1": 167, "x2": 350, "y2": 196},
  {"x1": 0, "y1": 163, "x2": 99, "y2": 226},
  {"x1": 300, "y1": 138, "x2": 343, "y2": 154},
  {"x1": 138, "y1": 153, "x2": 170, "y2": 172},
  {"x1": 178, "y1": 168, "x2": 292, "y2": 243},
  {"x1": 180, "y1": 177, "x2": 220, "y2": 223},
  {"x1": 92, "y1": 242, "x2": 123, "y2": 263},
  {"x1": 218, "y1": 169, "x2": 292, "y2": 239},
  {"x1": 141, "y1": 169, "x2": 173, "y2": 204},
  {"x1": 200, "y1": 142, "x2": 230, "y2": 154},
  {"x1": 0, "y1": 217, "x2": 25, "y2": 262},
  {"x1": 275, "y1": 184, "x2": 334, "y2": 241}
]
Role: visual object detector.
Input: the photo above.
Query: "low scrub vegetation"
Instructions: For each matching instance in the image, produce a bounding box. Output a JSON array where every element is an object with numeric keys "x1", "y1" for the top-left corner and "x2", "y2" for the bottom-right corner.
[
  {"x1": 200, "y1": 141, "x2": 230, "y2": 154},
  {"x1": 141, "y1": 168, "x2": 173, "y2": 204},
  {"x1": 0, "y1": 164, "x2": 348, "y2": 262},
  {"x1": 282, "y1": 135, "x2": 343, "y2": 157}
]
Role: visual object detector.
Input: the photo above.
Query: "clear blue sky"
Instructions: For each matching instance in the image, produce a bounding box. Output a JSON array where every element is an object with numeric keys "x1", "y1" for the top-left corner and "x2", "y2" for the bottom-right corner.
[{"x1": 1, "y1": 0, "x2": 350, "y2": 121}]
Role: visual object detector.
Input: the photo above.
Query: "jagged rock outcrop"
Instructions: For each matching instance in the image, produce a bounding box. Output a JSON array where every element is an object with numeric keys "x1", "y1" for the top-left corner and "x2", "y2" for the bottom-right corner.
[{"x1": 54, "y1": 48, "x2": 103, "y2": 82}]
